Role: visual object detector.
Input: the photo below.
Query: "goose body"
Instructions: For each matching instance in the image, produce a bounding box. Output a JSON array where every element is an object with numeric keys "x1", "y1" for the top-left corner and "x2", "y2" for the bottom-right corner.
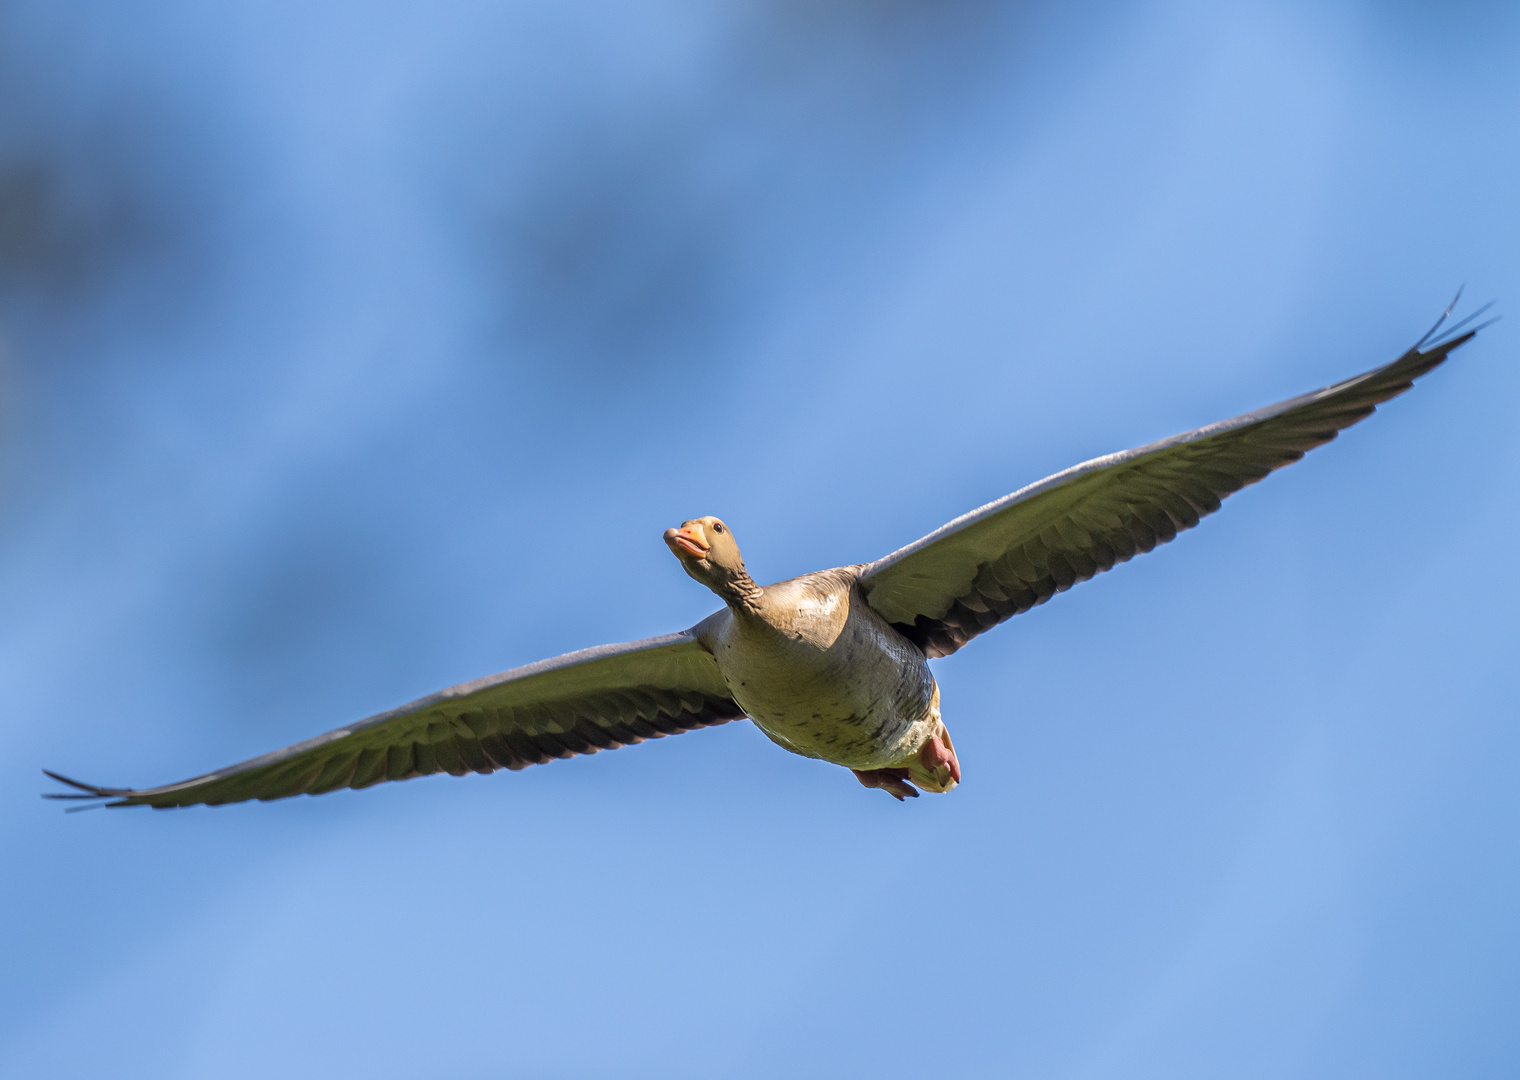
[
  {"x1": 692, "y1": 568, "x2": 952, "y2": 797},
  {"x1": 45, "y1": 308, "x2": 1486, "y2": 809}
]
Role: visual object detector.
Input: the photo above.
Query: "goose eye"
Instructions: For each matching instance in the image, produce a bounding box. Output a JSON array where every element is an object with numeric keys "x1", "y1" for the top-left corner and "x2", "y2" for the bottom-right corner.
[{"x1": 713, "y1": 523, "x2": 724, "y2": 534}]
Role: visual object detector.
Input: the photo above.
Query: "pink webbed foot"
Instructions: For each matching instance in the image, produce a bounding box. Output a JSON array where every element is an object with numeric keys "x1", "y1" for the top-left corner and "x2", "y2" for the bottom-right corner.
[
  {"x1": 917, "y1": 732, "x2": 961, "y2": 791},
  {"x1": 853, "y1": 767, "x2": 919, "y2": 801}
]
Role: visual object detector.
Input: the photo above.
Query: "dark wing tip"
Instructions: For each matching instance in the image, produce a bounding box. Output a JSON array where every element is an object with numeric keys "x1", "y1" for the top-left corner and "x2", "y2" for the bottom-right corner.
[
  {"x1": 1416, "y1": 292, "x2": 1498, "y2": 353},
  {"x1": 42, "y1": 769, "x2": 140, "y2": 810},
  {"x1": 1414, "y1": 286, "x2": 1465, "y2": 349}
]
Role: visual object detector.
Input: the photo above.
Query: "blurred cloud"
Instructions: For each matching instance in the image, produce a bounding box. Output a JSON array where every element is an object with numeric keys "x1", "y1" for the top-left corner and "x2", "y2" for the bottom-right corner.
[
  {"x1": 0, "y1": 10, "x2": 207, "y2": 323},
  {"x1": 453, "y1": 0, "x2": 1088, "y2": 389},
  {"x1": 0, "y1": 152, "x2": 152, "y2": 298}
]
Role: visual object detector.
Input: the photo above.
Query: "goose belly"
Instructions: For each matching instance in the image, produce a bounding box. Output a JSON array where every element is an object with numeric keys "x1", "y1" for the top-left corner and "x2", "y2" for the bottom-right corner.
[{"x1": 713, "y1": 602, "x2": 938, "y2": 770}]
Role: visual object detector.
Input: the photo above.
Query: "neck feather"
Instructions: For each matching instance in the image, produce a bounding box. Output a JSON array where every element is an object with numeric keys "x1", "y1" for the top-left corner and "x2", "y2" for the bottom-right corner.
[{"x1": 717, "y1": 568, "x2": 764, "y2": 613}]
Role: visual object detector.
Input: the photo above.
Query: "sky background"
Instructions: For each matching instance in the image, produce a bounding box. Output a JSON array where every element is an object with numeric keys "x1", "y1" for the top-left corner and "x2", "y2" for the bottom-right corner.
[{"x1": 2, "y1": 1, "x2": 1517, "y2": 1076}]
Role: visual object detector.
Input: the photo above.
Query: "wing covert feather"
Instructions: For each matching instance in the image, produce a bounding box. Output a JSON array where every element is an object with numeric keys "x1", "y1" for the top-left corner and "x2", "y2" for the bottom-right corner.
[
  {"x1": 859, "y1": 328, "x2": 1479, "y2": 657},
  {"x1": 47, "y1": 629, "x2": 743, "y2": 809}
]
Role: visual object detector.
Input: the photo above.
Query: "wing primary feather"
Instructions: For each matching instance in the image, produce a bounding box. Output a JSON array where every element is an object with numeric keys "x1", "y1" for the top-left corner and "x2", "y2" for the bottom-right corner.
[
  {"x1": 452, "y1": 737, "x2": 498, "y2": 775},
  {"x1": 351, "y1": 748, "x2": 389, "y2": 789},
  {"x1": 308, "y1": 755, "x2": 360, "y2": 795},
  {"x1": 411, "y1": 741, "x2": 440, "y2": 777},
  {"x1": 473, "y1": 733, "x2": 517, "y2": 769},
  {"x1": 571, "y1": 718, "x2": 619, "y2": 751},
  {"x1": 431, "y1": 737, "x2": 470, "y2": 776},
  {"x1": 385, "y1": 744, "x2": 417, "y2": 781},
  {"x1": 501, "y1": 730, "x2": 549, "y2": 766},
  {"x1": 42, "y1": 770, "x2": 117, "y2": 798}
]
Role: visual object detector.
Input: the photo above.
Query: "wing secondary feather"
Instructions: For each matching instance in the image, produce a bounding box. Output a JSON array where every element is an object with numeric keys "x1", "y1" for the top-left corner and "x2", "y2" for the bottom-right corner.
[{"x1": 47, "y1": 629, "x2": 742, "y2": 809}]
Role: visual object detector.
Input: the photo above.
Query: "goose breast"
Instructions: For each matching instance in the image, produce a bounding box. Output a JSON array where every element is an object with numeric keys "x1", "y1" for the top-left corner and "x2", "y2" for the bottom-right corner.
[{"x1": 697, "y1": 569, "x2": 939, "y2": 769}]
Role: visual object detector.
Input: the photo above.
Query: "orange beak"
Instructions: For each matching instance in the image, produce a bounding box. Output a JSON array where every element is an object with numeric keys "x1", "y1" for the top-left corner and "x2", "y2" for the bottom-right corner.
[{"x1": 664, "y1": 524, "x2": 710, "y2": 560}]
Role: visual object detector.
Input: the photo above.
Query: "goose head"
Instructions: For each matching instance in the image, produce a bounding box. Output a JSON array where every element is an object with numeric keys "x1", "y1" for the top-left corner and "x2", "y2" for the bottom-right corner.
[{"x1": 664, "y1": 516, "x2": 752, "y2": 596}]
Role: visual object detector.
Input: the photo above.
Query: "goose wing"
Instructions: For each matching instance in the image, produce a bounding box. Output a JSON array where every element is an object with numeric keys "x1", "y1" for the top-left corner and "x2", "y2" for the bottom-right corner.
[
  {"x1": 46, "y1": 629, "x2": 741, "y2": 809},
  {"x1": 859, "y1": 320, "x2": 1483, "y2": 658}
]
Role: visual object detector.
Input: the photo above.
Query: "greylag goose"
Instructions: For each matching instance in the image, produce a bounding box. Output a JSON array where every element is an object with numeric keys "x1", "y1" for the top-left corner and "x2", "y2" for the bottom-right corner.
[{"x1": 46, "y1": 308, "x2": 1489, "y2": 808}]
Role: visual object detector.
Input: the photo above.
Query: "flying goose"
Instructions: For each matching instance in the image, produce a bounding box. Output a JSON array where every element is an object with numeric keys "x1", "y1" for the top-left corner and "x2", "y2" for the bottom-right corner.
[{"x1": 46, "y1": 308, "x2": 1488, "y2": 808}]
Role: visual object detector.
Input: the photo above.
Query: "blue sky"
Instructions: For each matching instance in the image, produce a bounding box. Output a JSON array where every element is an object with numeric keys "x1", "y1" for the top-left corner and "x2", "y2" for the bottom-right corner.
[{"x1": 2, "y1": 1, "x2": 1517, "y2": 1076}]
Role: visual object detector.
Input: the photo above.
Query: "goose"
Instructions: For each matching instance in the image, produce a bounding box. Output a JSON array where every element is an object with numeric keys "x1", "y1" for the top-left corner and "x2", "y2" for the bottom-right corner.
[{"x1": 46, "y1": 306, "x2": 1489, "y2": 808}]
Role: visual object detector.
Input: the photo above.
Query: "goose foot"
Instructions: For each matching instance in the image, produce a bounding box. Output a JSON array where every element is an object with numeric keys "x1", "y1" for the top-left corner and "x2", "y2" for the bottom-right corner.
[
  {"x1": 918, "y1": 731, "x2": 961, "y2": 790},
  {"x1": 852, "y1": 767, "x2": 919, "y2": 801}
]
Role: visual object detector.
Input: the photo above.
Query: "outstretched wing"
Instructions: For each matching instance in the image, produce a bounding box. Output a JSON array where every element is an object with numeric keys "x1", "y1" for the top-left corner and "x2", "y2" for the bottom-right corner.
[
  {"x1": 860, "y1": 316, "x2": 1486, "y2": 658},
  {"x1": 47, "y1": 629, "x2": 742, "y2": 809}
]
